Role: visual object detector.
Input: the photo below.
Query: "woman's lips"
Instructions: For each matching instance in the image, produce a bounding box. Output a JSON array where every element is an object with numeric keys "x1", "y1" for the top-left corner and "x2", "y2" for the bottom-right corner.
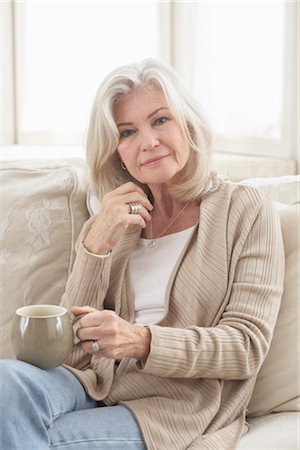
[{"x1": 141, "y1": 155, "x2": 169, "y2": 166}]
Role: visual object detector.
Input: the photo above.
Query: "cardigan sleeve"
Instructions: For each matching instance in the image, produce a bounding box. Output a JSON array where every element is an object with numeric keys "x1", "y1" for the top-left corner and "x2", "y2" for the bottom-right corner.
[
  {"x1": 60, "y1": 216, "x2": 112, "y2": 312},
  {"x1": 137, "y1": 195, "x2": 285, "y2": 380},
  {"x1": 60, "y1": 216, "x2": 113, "y2": 369}
]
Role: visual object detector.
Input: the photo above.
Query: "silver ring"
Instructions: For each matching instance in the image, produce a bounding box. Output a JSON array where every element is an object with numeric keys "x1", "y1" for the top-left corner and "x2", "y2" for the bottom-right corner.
[
  {"x1": 128, "y1": 203, "x2": 142, "y2": 215},
  {"x1": 91, "y1": 340, "x2": 100, "y2": 352}
]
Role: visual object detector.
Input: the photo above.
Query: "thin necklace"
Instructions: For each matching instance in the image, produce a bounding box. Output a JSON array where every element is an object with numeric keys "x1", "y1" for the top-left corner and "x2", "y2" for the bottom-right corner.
[{"x1": 147, "y1": 200, "x2": 192, "y2": 248}]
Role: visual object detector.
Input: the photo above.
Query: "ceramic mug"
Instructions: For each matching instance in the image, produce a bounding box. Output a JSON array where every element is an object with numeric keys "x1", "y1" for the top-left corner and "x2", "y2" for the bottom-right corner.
[{"x1": 11, "y1": 304, "x2": 81, "y2": 369}]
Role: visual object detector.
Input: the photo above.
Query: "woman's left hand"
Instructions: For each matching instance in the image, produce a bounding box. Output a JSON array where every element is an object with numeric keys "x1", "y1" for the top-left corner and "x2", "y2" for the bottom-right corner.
[{"x1": 71, "y1": 306, "x2": 151, "y2": 361}]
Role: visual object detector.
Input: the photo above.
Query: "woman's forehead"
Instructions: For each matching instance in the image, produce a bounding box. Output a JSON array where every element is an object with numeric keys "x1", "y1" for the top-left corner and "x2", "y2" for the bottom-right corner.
[{"x1": 113, "y1": 86, "x2": 169, "y2": 122}]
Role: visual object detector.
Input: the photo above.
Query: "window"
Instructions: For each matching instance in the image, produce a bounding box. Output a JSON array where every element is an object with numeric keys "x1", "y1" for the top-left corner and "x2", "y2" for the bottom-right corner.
[
  {"x1": 12, "y1": 1, "x2": 164, "y2": 144},
  {"x1": 172, "y1": 1, "x2": 298, "y2": 159},
  {"x1": 1, "y1": 0, "x2": 298, "y2": 164}
]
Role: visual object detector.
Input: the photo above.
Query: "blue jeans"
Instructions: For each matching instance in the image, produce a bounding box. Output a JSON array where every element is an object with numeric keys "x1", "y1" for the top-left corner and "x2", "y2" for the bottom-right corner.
[{"x1": 0, "y1": 359, "x2": 146, "y2": 450}]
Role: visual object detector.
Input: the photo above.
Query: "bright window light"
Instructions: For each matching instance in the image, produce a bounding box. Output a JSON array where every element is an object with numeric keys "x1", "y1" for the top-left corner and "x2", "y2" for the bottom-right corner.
[
  {"x1": 17, "y1": 2, "x2": 161, "y2": 144},
  {"x1": 193, "y1": 2, "x2": 285, "y2": 142}
]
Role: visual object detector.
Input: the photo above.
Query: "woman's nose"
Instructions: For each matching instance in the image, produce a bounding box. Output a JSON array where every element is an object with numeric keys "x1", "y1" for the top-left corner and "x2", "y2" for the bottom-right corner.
[{"x1": 139, "y1": 128, "x2": 159, "y2": 151}]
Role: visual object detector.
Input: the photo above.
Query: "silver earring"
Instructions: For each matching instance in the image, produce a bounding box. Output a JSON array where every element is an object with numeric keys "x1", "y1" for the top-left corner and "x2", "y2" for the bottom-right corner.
[{"x1": 121, "y1": 161, "x2": 127, "y2": 170}]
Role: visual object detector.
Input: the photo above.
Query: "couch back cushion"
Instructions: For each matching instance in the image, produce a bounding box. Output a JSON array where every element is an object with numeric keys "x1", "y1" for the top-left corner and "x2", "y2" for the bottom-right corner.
[
  {"x1": 240, "y1": 175, "x2": 300, "y2": 205},
  {"x1": 242, "y1": 176, "x2": 299, "y2": 416},
  {"x1": 0, "y1": 159, "x2": 89, "y2": 359}
]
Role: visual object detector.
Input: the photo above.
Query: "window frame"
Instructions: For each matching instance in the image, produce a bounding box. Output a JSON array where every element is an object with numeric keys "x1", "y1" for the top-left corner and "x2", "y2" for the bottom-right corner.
[{"x1": 1, "y1": 0, "x2": 15, "y2": 146}]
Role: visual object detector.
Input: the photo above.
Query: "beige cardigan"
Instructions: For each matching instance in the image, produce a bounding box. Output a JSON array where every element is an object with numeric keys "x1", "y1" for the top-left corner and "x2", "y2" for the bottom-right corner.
[{"x1": 62, "y1": 181, "x2": 285, "y2": 450}]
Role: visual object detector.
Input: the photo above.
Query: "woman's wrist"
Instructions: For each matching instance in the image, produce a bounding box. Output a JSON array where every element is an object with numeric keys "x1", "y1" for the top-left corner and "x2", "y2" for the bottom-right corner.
[
  {"x1": 134, "y1": 325, "x2": 151, "y2": 361},
  {"x1": 82, "y1": 239, "x2": 112, "y2": 256}
]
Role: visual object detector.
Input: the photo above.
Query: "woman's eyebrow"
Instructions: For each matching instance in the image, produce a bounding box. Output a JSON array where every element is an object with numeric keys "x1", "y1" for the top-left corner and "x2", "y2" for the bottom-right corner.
[
  {"x1": 148, "y1": 107, "x2": 169, "y2": 119},
  {"x1": 116, "y1": 107, "x2": 169, "y2": 128}
]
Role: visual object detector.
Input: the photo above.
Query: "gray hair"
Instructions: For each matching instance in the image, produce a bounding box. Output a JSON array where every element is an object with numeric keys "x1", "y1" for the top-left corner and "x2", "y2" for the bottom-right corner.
[{"x1": 86, "y1": 58, "x2": 219, "y2": 202}]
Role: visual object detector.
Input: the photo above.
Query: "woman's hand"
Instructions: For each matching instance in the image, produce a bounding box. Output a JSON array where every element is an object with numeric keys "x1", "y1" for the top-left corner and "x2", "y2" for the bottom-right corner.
[
  {"x1": 84, "y1": 182, "x2": 153, "y2": 255},
  {"x1": 71, "y1": 306, "x2": 151, "y2": 361}
]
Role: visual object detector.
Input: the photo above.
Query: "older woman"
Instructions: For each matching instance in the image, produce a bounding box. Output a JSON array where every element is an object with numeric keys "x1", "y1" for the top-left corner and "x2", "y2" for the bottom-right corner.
[{"x1": 0, "y1": 59, "x2": 284, "y2": 450}]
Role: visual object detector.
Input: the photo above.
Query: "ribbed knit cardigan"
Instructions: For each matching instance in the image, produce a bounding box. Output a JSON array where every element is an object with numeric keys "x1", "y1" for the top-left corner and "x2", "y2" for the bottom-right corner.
[{"x1": 61, "y1": 181, "x2": 285, "y2": 450}]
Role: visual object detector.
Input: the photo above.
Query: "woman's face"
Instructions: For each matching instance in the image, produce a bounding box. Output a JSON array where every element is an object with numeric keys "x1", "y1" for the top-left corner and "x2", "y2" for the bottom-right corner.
[{"x1": 114, "y1": 86, "x2": 190, "y2": 188}]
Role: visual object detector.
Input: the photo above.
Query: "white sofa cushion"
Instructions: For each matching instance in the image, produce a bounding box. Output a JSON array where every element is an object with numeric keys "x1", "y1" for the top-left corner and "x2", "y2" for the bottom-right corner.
[
  {"x1": 247, "y1": 203, "x2": 300, "y2": 416},
  {"x1": 237, "y1": 411, "x2": 300, "y2": 449},
  {"x1": 0, "y1": 159, "x2": 89, "y2": 359},
  {"x1": 240, "y1": 175, "x2": 299, "y2": 416},
  {"x1": 240, "y1": 175, "x2": 300, "y2": 205}
]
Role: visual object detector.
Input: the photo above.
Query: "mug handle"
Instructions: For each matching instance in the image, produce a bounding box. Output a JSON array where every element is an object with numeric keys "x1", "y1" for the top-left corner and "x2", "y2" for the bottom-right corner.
[
  {"x1": 71, "y1": 313, "x2": 87, "y2": 325},
  {"x1": 70, "y1": 313, "x2": 87, "y2": 351}
]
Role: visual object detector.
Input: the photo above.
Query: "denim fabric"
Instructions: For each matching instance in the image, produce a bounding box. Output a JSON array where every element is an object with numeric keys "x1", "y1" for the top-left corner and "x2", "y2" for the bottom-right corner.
[{"x1": 0, "y1": 360, "x2": 146, "y2": 450}]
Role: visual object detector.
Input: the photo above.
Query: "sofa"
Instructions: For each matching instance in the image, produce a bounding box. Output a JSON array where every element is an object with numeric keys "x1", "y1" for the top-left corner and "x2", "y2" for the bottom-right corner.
[{"x1": 1, "y1": 156, "x2": 299, "y2": 449}]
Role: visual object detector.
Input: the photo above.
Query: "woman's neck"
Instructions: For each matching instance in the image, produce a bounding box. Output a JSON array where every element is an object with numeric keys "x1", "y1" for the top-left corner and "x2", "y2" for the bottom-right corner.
[
  {"x1": 144, "y1": 185, "x2": 200, "y2": 239},
  {"x1": 149, "y1": 185, "x2": 181, "y2": 218}
]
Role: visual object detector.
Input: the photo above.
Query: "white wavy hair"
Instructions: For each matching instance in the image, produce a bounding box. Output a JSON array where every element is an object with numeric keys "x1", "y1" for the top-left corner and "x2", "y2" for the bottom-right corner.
[{"x1": 86, "y1": 58, "x2": 219, "y2": 201}]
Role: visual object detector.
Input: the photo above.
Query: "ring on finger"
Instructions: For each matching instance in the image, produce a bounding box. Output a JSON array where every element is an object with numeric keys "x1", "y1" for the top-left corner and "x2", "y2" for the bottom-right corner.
[
  {"x1": 91, "y1": 340, "x2": 100, "y2": 352},
  {"x1": 128, "y1": 203, "x2": 142, "y2": 215}
]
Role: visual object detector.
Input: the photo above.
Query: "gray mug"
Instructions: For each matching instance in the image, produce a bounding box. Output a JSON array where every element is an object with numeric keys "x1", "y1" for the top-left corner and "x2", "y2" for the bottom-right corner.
[{"x1": 11, "y1": 304, "x2": 82, "y2": 369}]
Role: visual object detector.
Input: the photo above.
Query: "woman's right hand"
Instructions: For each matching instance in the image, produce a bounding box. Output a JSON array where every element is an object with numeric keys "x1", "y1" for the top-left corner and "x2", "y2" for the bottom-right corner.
[{"x1": 83, "y1": 182, "x2": 153, "y2": 255}]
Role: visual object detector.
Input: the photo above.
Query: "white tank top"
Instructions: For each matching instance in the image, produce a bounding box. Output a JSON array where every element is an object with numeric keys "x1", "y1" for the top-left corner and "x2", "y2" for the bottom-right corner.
[{"x1": 130, "y1": 226, "x2": 195, "y2": 325}]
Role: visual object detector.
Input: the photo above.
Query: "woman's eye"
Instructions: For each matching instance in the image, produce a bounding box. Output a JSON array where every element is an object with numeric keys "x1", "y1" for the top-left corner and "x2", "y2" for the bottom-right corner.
[
  {"x1": 154, "y1": 116, "x2": 168, "y2": 126},
  {"x1": 120, "y1": 129, "x2": 135, "y2": 138}
]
